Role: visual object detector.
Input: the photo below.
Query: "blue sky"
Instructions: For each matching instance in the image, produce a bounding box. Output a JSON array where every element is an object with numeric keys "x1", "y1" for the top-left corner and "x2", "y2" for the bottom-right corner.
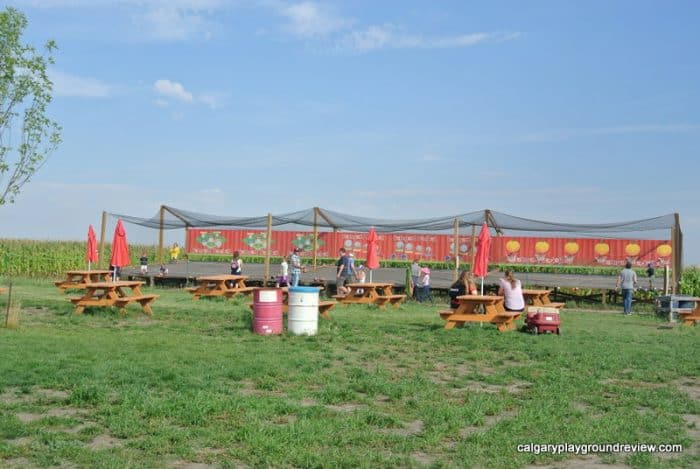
[{"x1": 2, "y1": 0, "x2": 700, "y2": 264}]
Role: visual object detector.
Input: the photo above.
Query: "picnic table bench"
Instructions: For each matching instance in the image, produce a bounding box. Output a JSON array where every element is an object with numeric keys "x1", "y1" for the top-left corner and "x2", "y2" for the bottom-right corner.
[
  {"x1": 69, "y1": 281, "x2": 158, "y2": 316},
  {"x1": 55, "y1": 270, "x2": 113, "y2": 292},
  {"x1": 438, "y1": 295, "x2": 521, "y2": 332},
  {"x1": 187, "y1": 275, "x2": 254, "y2": 300},
  {"x1": 334, "y1": 282, "x2": 405, "y2": 309}
]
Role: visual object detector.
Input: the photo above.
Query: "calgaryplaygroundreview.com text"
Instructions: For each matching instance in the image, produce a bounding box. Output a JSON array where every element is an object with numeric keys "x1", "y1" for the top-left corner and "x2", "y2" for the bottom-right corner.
[{"x1": 517, "y1": 443, "x2": 683, "y2": 455}]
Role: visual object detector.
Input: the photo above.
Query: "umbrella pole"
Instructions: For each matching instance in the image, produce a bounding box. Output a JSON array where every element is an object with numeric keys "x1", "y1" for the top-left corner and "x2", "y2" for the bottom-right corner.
[
  {"x1": 369, "y1": 270, "x2": 373, "y2": 283},
  {"x1": 480, "y1": 277, "x2": 484, "y2": 296}
]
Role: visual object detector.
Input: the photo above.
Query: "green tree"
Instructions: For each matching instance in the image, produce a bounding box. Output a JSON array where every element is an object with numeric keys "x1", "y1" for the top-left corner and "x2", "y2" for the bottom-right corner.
[{"x1": 0, "y1": 7, "x2": 61, "y2": 205}]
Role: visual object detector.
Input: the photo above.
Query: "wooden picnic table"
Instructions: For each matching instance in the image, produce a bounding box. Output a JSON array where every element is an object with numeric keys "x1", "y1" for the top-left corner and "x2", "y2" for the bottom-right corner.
[
  {"x1": 438, "y1": 295, "x2": 521, "y2": 332},
  {"x1": 55, "y1": 270, "x2": 113, "y2": 292},
  {"x1": 186, "y1": 275, "x2": 254, "y2": 300},
  {"x1": 678, "y1": 297, "x2": 700, "y2": 326},
  {"x1": 334, "y1": 282, "x2": 405, "y2": 309},
  {"x1": 69, "y1": 280, "x2": 158, "y2": 316},
  {"x1": 522, "y1": 289, "x2": 565, "y2": 309}
]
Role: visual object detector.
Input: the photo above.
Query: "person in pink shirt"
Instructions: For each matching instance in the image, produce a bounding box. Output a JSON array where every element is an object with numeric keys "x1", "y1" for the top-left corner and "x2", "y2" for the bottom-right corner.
[{"x1": 498, "y1": 269, "x2": 525, "y2": 312}]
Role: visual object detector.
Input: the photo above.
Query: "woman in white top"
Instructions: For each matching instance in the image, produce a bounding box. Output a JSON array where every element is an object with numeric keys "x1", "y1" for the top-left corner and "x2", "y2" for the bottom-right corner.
[{"x1": 498, "y1": 269, "x2": 525, "y2": 311}]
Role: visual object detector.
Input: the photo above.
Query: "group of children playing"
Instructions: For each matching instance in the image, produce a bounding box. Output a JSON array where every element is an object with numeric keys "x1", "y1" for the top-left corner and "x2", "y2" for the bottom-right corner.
[
  {"x1": 138, "y1": 251, "x2": 168, "y2": 276},
  {"x1": 137, "y1": 248, "x2": 497, "y2": 305}
]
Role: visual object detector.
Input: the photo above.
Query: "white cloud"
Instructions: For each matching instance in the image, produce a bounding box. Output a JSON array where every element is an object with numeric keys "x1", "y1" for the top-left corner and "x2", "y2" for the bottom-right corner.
[
  {"x1": 50, "y1": 70, "x2": 113, "y2": 98},
  {"x1": 134, "y1": 6, "x2": 213, "y2": 41},
  {"x1": 18, "y1": 0, "x2": 223, "y2": 41},
  {"x1": 152, "y1": 80, "x2": 226, "y2": 110},
  {"x1": 198, "y1": 92, "x2": 226, "y2": 109},
  {"x1": 336, "y1": 26, "x2": 521, "y2": 53},
  {"x1": 16, "y1": 0, "x2": 225, "y2": 9},
  {"x1": 153, "y1": 79, "x2": 194, "y2": 102},
  {"x1": 278, "y1": 1, "x2": 348, "y2": 37}
]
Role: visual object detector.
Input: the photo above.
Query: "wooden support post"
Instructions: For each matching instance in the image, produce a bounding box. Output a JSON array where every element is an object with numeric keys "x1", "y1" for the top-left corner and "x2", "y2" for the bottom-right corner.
[
  {"x1": 265, "y1": 213, "x2": 272, "y2": 285},
  {"x1": 99, "y1": 211, "x2": 107, "y2": 269},
  {"x1": 313, "y1": 208, "x2": 319, "y2": 270},
  {"x1": 671, "y1": 213, "x2": 682, "y2": 294},
  {"x1": 469, "y1": 224, "x2": 477, "y2": 269},
  {"x1": 453, "y1": 218, "x2": 459, "y2": 281},
  {"x1": 158, "y1": 205, "x2": 165, "y2": 264}
]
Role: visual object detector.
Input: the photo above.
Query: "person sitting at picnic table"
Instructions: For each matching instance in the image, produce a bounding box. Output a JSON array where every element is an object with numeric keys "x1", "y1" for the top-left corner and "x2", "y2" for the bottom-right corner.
[
  {"x1": 449, "y1": 271, "x2": 478, "y2": 309},
  {"x1": 355, "y1": 264, "x2": 366, "y2": 295},
  {"x1": 169, "y1": 242, "x2": 180, "y2": 262},
  {"x1": 158, "y1": 264, "x2": 168, "y2": 276},
  {"x1": 498, "y1": 269, "x2": 525, "y2": 312},
  {"x1": 230, "y1": 251, "x2": 243, "y2": 275},
  {"x1": 417, "y1": 267, "x2": 434, "y2": 304},
  {"x1": 139, "y1": 251, "x2": 149, "y2": 274}
]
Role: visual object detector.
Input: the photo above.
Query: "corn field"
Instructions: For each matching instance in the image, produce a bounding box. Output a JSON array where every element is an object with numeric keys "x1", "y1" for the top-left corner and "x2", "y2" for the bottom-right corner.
[{"x1": 0, "y1": 239, "x2": 159, "y2": 277}]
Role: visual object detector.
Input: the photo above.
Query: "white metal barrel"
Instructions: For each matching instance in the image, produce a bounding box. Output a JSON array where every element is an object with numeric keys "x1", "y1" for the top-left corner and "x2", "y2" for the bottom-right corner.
[{"x1": 287, "y1": 286, "x2": 320, "y2": 336}]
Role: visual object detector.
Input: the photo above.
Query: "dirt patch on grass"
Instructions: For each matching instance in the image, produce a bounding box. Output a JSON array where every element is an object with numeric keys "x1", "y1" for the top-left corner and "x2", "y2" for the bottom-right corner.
[
  {"x1": 63, "y1": 422, "x2": 96, "y2": 434},
  {"x1": 297, "y1": 398, "x2": 318, "y2": 407},
  {"x1": 0, "y1": 388, "x2": 33, "y2": 405},
  {"x1": 2, "y1": 457, "x2": 38, "y2": 468},
  {"x1": 0, "y1": 387, "x2": 70, "y2": 405},
  {"x1": 167, "y1": 461, "x2": 215, "y2": 469},
  {"x1": 392, "y1": 419, "x2": 424, "y2": 436},
  {"x1": 572, "y1": 401, "x2": 592, "y2": 413},
  {"x1": 86, "y1": 434, "x2": 123, "y2": 450},
  {"x1": 326, "y1": 403, "x2": 366, "y2": 413},
  {"x1": 6, "y1": 437, "x2": 33, "y2": 446},
  {"x1": 451, "y1": 380, "x2": 530, "y2": 396},
  {"x1": 459, "y1": 409, "x2": 518, "y2": 438},
  {"x1": 16, "y1": 407, "x2": 86, "y2": 423},
  {"x1": 272, "y1": 415, "x2": 297, "y2": 425},
  {"x1": 36, "y1": 388, "x2": 70, "y2": 401},
  {"x1": 673, "y1": 377, "x2": 700, "y2": 401},
  {"x1": 411, "y1": 451, "x2": 436, "y2": 466},
  {"x1": 524, "y1": 455, "x2": 629, "y2": 468},
  {"x1": 681, "y1": 413, "x2": 700, "y2": 456}
]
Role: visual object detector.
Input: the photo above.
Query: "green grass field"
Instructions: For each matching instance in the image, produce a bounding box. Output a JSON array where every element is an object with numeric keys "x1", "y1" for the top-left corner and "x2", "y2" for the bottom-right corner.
[{"x1": 0, "y1": 278, "x2": 698, "y2": 468}]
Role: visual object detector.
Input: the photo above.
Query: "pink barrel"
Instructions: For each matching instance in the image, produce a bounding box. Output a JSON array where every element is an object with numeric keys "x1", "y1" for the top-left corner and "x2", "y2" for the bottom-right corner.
[{"x1": 252, "y1": 288, "x2": 283, "y2": 335}]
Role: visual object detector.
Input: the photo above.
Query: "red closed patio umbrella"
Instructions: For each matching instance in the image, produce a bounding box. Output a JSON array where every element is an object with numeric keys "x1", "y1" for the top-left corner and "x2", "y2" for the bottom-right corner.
[
  {"x1": 365, "y1": 227, "x2": 380, "y2": 282},
  {"x1": 472, "y1": 222, "x2": 491, "y2": 295},
  {"x1": 86, "y1": 224, "x2": 98, "y2": 270},
  {"x1": 109, "y1": 219, "x2": 130, "y2": 281}
]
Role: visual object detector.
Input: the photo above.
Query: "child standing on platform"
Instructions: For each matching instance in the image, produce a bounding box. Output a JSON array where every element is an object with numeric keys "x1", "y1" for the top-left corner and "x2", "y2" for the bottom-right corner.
[{"x1": 139, "y1": 251, "x2": 148, "y2": 274}]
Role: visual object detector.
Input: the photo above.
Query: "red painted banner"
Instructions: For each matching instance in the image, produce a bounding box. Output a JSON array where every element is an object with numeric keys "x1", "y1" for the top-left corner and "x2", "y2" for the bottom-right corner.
[{"x1": 186, "y1": 229, "x2": 672, "y2": 267}]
